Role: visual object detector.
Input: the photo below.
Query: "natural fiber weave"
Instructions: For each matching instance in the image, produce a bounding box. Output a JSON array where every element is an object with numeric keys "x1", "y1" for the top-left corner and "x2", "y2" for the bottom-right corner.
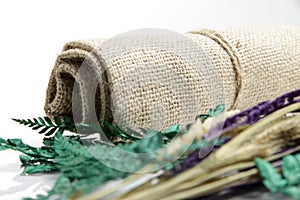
[{"x1": 45, "y1": 26, "x2": 300, "y2": 130}]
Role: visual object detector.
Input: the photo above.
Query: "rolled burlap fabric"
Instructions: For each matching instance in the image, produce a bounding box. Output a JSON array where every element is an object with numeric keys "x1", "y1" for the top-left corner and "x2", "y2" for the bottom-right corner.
[{"x1": 45, "y1": 26, "x2": 300, "y2": 130}]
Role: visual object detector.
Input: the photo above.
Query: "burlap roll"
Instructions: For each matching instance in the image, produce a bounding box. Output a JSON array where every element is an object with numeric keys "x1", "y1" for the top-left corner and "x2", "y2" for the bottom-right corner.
[{"x1": 45, "y1": 26, "x2": 300, "y2": 130}]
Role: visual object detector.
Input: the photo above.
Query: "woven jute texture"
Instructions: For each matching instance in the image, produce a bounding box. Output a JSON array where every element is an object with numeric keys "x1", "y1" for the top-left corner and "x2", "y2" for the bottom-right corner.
[{"x1": 45, "y1": 26, "x2": 300, "y2": 130}]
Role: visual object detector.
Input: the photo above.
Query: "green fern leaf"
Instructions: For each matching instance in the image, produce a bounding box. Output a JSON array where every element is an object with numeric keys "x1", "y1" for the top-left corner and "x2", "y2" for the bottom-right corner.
[
  {"x1": 13, "y1": 116, "x2": 75, "y2": 137},
  {"x1": 54, "y1": 116, "x2": 62, "y2": 126},
  {"x1": 38, "y1": 117, "x2": 46, "y2": 125},
  {"x1": 45, "y1": 128, "x2": 58, "y2": 137},
  {"x1": 44, "y1": 117, "x2": 53, "y2": 126},
  {"x1": 38, "y1": 127, "x2": 50, "y2": 134},
  {"x1": 196, "y1": 103, "x2": 225, "y2": 122},
  {"x1": 28, "y1": 124, "x2": 36, "y2": 128},
  {"x1": 255, "y1": 157, "x2": 287, "y2": 193},
  {"x1": 33, "y1": 118, "x2": 39, "y2": 125},
  {"x1": 296, "y1": 154, "x2": 300, "y2": 165},
  {"x1": 282, "y1": 155, "x2": 300, "y2": 185},
  {"x1": 24, "y1": 165, "x2": 57, "y2": 174},
  {"x1": 63, "y1": 116, "x2": 72, "y2": 126},
  {"x1": 32, "y1": 125, "x2": 42, "y2": 130},
  {"x1": 283, "y1": 186, "x2": 300, "y2": 200},
  {"x1": 27, "y1": 119, "x2": 34, "y2": 125}
]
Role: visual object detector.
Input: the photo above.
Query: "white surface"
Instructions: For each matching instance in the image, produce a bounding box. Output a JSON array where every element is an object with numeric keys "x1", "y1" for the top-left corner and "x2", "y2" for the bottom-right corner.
[{"x1": 0, "y1": 0, "x2": 299, "y2": 199}]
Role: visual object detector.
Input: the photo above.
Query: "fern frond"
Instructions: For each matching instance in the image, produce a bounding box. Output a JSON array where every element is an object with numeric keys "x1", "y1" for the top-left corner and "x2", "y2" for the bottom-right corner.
[{"x1": 12, "y1": 116, "x2": 75, "y2": 137}]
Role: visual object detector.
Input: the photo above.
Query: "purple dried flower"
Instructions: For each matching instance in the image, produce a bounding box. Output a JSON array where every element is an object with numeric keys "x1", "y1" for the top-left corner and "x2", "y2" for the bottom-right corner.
[
  {"x1": 171, "y1": 89, "x2": 300, "y2": 176},
  {"x1": 171, "y1": 137, "x2": 231, "y2": 175},
  {"x1": 214, "y1": 88, "x2": 300, "y2": 139}
]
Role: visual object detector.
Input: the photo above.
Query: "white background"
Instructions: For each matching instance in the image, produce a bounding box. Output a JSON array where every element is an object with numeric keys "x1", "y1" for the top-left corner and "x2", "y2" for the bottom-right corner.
[{"x1": 0, "y1": 0, "x2": 299, "y2": 199}]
